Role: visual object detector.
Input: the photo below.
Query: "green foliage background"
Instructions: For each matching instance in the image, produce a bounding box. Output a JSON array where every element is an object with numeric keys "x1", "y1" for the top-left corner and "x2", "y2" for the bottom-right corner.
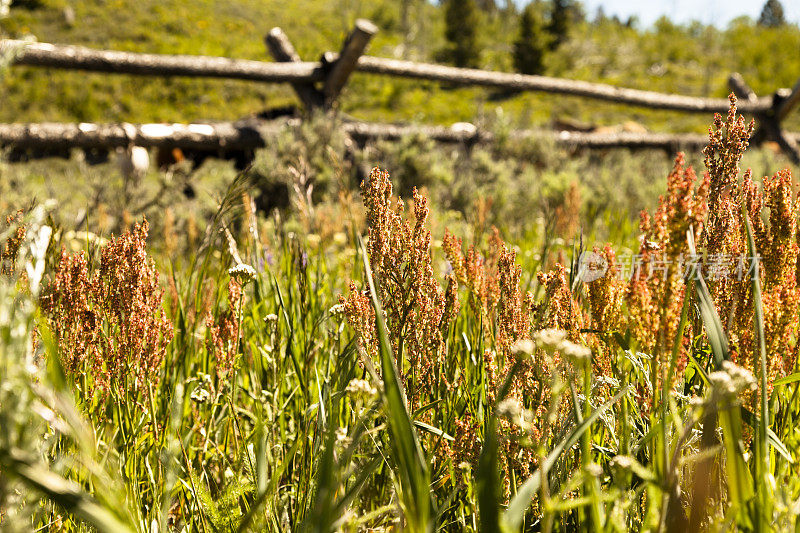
[{"x1": 1, "y1": 0, "x2": 800, "y2": 132}]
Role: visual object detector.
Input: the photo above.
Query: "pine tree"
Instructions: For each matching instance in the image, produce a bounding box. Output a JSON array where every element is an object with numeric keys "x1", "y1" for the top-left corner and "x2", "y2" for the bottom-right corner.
[
  {"x1": 593, "y1": 6, "x2": 607, "y2": 25},
  {"x1": 513, "y1": 2, "x2": 548, "y2": 75},
  {"x1": 443, "y1": 0, "x2": 482, "y2": 68},
  {"x1": 547, "y1": 0, "x2": 572, "y2": 50},
  {"x1": 476, "y1": 0, "x2": 497, "y2": 13},
  {"x1": 758, "y1": 0, "x2": 786, "y2": 28}
]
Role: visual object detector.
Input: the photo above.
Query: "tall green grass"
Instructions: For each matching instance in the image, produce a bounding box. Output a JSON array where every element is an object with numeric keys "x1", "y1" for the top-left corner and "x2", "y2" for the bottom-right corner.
[{"x1": 3, "y1": 134, "x2": 800, "y2": 532}]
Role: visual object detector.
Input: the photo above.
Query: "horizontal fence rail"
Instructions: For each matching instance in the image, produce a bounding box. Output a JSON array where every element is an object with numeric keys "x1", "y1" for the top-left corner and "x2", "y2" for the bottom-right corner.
[
  {"x1": 3, "y1": 118, "x2": 783, "y2": 154},
  {"x1": 2, "y1": 17, "x2": 799, "y2": 163},
  {"x1": 2, "y1": 40, "x2": 324, "y2": 83},
  {"x1": 1, "y1": 39, "x2": 772, "y2": 115},
  {"x1": 0, "y1": 121, "x2": 274, "y2": 150},
  {"x1": 350, "y1": 56, "x2": 772, "y2": 114}
]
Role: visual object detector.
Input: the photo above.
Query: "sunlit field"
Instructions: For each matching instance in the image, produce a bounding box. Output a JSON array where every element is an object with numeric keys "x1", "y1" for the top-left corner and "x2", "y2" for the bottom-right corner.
[
  {"x1": 4, "y1": 0, "x2": 800, "y2": 530},
  {"x1": 1, "y1": 97, "x2": 800, "y2": 531}
]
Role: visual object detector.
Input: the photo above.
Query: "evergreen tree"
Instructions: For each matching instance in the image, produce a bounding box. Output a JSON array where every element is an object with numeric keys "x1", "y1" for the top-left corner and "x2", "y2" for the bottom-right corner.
[
  {"x1": 547, "y1": 0, "x2": 571, "y2": 50},
  {"x1": 443, "y1": 0, "x2": 482, "y2": 68},
  {"x1": 758, "y1": 0, "x2": 786, "y2": 28},
  {"x1": 513, "y1": 2, "x2": 548, "y2": 75},
  {"x1": 593, "y1": 6, "x2": 607, "y2": 25},
  {"x1": 476, "y1": 0, "x2": 497, "y2": 13}
]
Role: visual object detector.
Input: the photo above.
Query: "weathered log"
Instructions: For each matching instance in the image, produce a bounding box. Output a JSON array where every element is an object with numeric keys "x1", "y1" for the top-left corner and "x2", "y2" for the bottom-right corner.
[
  {"x1": 776, "y1": 76, "x2": 800, "y2": 123},
  {"x1": 323, "y1": 19, "x2": 378, "y2": 107},
  {"x1": 729, "y1": 72, "x2": 768, "y2": 145},
  {"x1": 264, "y1": 28, "x2": 324, "y2": 109},
  {"x1": 0, "y1": 119, "x2": 758, "y2": 154},
  {"x1": 775, "y1": 79, "x2": 800, "y2": 163},
  {"x1": 350, "y1": 55, "x2": 772, "y2": 114},
  {"x1": 2, "y1": 38, "x2": 775, "y2": 115},
  {"x1": 3, "y1": 40, "x2": 324, "y2": 82},
  {"x1": 547, "y1": 130, "x2": 710, "y2": 150},
  {"x1": 343, "y1": 120, "x2": 489, "y2": 144},
  {"x1": 341, "y1": 120, "x2": 715, "y2": 150},
  {"x1": 728, "y1": 72, "x2": 800, "y2": 163},
  {"x1": 728, "y1": 73, "x2": 758, "y2": 103},
  {"x1": 0, "y1": 121, "x2": 280, "y2": 150},
  {"x1": 773, "y1": 129, "x2": 800, "y2": 165}
]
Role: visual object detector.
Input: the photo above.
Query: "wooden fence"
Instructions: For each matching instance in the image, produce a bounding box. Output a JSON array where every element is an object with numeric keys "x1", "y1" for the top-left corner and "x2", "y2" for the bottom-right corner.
[
  {"x1": 0, "y1": 119, "x2": 721, "y2": 152},
  {"x1": 1, "y1": 19, "x2": 800, "y2": 162}
]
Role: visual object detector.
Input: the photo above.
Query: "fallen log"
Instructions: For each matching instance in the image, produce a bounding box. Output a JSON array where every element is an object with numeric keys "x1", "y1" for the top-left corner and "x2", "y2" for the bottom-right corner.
[
  {"x1": 0, "y1": 121, "x2": 279, "y2": 151},
  {"x1": 1, "y1": 118, "x2": 788, "y2": 154}
]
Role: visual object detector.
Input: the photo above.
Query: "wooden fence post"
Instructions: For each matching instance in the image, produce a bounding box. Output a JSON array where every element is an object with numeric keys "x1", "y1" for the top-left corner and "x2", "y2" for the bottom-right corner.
[
  {"x1": 728, "y1": 72, "x2": 800, "y2": 164},
  {"x1": 729, "y1": 72, "x2": 767, "y2": 146},
  {"x1": 322, "y1": 19, "x2": 377, "y2": 108},
  {"x1": 265, "y1": 28, "x2": 324, "y2": 110},
  {"x1": 776, "y1": 77, "x2": 800, "y2": 123}
]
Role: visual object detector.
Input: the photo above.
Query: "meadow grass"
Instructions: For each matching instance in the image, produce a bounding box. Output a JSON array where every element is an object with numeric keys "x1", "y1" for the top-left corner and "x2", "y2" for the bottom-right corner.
[{"x1": 3, "y1": 98, "x2": 800, "y2": 532}]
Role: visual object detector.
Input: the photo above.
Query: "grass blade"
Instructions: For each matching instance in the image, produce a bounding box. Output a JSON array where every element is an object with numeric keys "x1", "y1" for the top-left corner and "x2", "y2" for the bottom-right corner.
[
  {"x1": 740, "y1": 408, "x2": 794, "y2": 464},
  {"x1": 474, "y1": 357, "x2": 525, "y2": 532},
  {"x1": 413, "y1": 420, "x2": 455, "y2": 441},
  {"x1": 359, "y1": 237, "x2": 434, "y2": 532},
  {"x1": 742, "y1": 206, "x2": 770, "y2": 529},
  {"x1": 691, "y1": 252, "x2": 753, "y2": 526},
  {"x1": 502, "y1": 386, "x2": 627, "y2": 531},
  {"x1": 693, "y1": 275, "x2": 728, "y2": 370},
  {"x1": 773, "y1": 372, "x2": 800, "y2": 387},
  {"x1": 477, "y1": 415, "x2": 502, "y2": 532},
  {"x1": 0, "y1": 448, "x2": 135, "y2": 533}
]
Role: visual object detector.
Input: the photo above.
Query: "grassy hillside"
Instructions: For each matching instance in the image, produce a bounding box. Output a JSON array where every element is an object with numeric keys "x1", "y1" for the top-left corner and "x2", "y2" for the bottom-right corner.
[{"x1": 2, "y1": 0, "x2": 800, "y2": 132}]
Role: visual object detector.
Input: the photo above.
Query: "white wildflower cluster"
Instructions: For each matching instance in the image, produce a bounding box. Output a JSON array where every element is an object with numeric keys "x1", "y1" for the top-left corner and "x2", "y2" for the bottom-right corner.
[
  {"x1": 607, "y1": 454, "x2": 653, "y2": 485},
  {"x1": 333, "y1": 232, "x2": 348, "y2": 246},
  {"x1": 689, "y1": 395, "x2": 705, "y2": 408},
  {"x1": 190, "y1": 387, "x2": 211, "y2": 403},
  {"x1": 346, "y1": 378, "x2": 378, "y2": 400},
  {"x1": 533, "y1": 328, "x2": 567, "y2": 351},
  {"x1": 609, "y1": 455, "x2": 635, "y2": 470},
  {"x1": 495, "y1": 397, "x2": 535, "y2": 432},
  {"x1": 511, "y1": 339, "x2": 536, "y2": 357},
  {"x1": 189, "y1": 372, "x2": 214, "y2": 403},
  {"x1": 709, "y1": 361, "x2": 756, "y2": 398},
  {"x1": 584, "y1": 462, "x2": 603, "y2": 477},
  {"x1": 609, "y1": 454, "x2": 637, "y2": 483},
  {"x1": 328, "y1": 303, "x2": 346, "y2": 316},
  {"x1": 560, "y1": 341, "x2": 592, "y2": 364},
  {"x1": 264, "y1": 313, "x2": 278, "y2": 323},
  {"x1": 228, "y1": 263, "x2": 256, "y2": 284},
  {"x1": 334, "y1": 426, "x2": 352, "y2": 449},
  {"x1": 531, "y1": 328, "x2": 592, "y2": 364},
  {"x1": 306, "y1": 234, "x2": 321, "y2": 248}
]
